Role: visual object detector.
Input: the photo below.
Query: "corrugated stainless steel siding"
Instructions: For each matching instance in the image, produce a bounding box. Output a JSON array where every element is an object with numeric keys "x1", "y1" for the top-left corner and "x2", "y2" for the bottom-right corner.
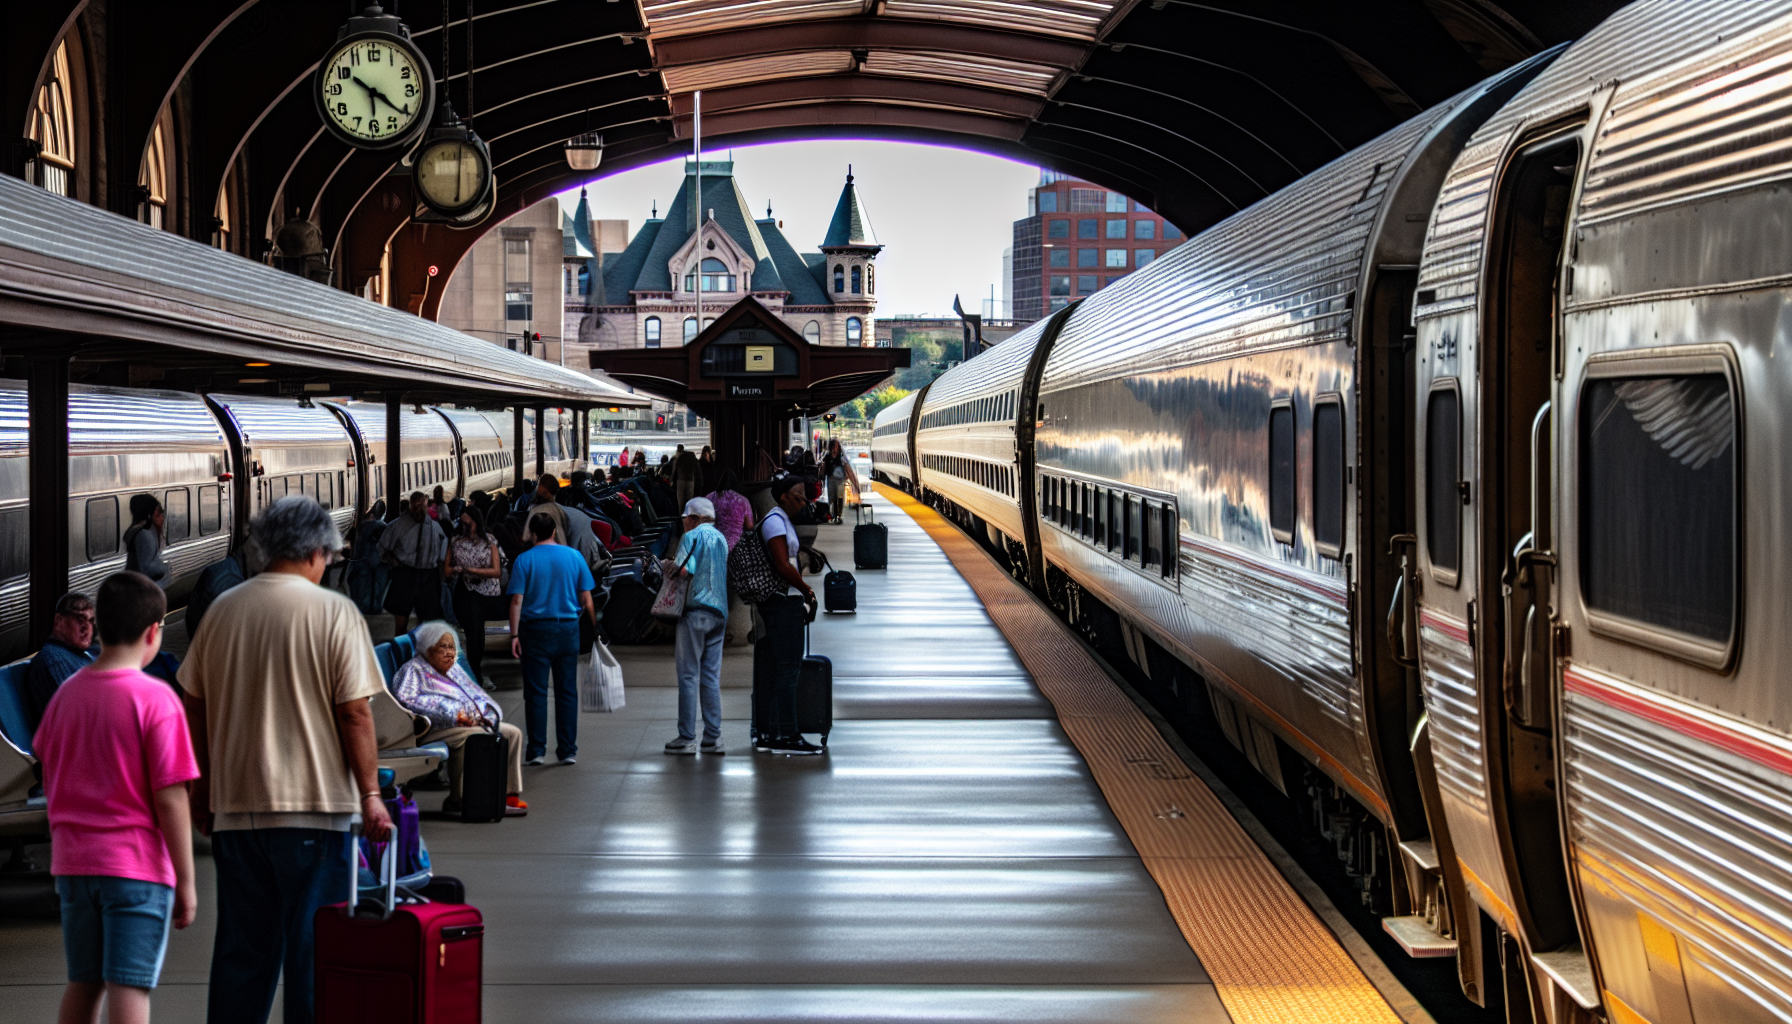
[
  {"x1": 1581, "y1": 20, "x2": 1792, "y2": 224},
  {"x1": 1041, "y1": 111, "x2": 1440, "y2": 393},
  {"x1": 1419, "y1": 616, "x2": 1487, "y2": 817},
  {"x1": 920, "y1": 320, "x2": 1047, "y2": 408},
  {"x1": 1416, "y1": 0, "x2": 1792, "y2": 319},
  {"x1": 438, "y1": 408, "x2": 501, "y2": 449},
  {"x1": 211, "y1": 395, "x2": 353, "y2": 447},
  {"x1": 1565, "y1": 684, "x2": 1792, "y2": 1021},
  {"x1": 0, "y1": 176, "x2": 623, "y2": 403},
  {"x1": 0, "y1": 381, "x2": 225, "y2": 452}
]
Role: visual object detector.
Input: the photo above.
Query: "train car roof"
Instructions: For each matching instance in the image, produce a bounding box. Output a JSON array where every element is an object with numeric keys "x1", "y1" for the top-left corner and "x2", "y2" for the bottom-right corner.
[
  {"x1": 917, "y1": 319, "x2": 1051, "y2": 414},
  {"x1": 0, "y1": 174, "x2": 647, "y2": 408},
  {"x1": 206, "y1": 393, "x2": 354, "y2": 448},
  {"x1": 434, "y1": 407, "x2": 504, "y2": 444},
  {"x1": 0, "y1": 381, "x2": 225, "y2": 453},
  {"x1": 333, "y1": 401, "x2": 457, "y2": 445},
  {"x1": 872, "y1": 389, "x2": 918, "y2": 428}
]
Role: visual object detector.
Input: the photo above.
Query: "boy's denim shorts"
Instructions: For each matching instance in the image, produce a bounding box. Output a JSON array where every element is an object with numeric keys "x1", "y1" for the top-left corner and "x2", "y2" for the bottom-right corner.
[{"x1": 57, "y1": 875, "x2": 173, "y2": 989}]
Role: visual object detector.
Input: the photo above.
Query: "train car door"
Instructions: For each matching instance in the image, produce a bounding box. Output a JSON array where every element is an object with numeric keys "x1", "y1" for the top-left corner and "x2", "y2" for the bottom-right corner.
[{"x1": 1414, "y1": 122, "x2": 1593, "y2": 1017}]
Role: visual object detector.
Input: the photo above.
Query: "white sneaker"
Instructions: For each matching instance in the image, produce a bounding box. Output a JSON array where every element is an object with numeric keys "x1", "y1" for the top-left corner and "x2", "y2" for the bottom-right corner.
[
  {"x1": 701, "y1": 739, "x2": 726, "y2": 755},
  {"x1": 524, "y1": 756, "x2": 545, "y2": 767}
]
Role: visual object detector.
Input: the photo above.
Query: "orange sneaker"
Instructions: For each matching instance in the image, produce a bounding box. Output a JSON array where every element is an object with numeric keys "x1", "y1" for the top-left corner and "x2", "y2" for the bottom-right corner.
[{"x1": 505, "y1": 796, "x2": 528, "y2": 817}]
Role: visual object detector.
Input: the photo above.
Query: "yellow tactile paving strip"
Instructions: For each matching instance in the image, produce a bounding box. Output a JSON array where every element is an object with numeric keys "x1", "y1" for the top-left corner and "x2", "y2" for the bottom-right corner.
[{"x1": 877, "y1": 484, "x2": 1402, "y2": 1024}]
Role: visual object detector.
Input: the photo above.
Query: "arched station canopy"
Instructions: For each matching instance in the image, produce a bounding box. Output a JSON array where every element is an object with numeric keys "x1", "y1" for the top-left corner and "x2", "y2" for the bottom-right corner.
[{"x1": 4, "y1": 0, "x2": 1625, "y2": 312}]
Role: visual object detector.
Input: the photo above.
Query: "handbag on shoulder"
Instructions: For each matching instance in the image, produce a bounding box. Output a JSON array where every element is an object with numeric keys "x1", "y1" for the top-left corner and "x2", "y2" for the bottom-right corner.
[
  {"x1": 727, "y1": 521, "x2": 787, "y2": 605},
  {"x1": 649, "y1": 550, "x2": 694, "y2": 622}
]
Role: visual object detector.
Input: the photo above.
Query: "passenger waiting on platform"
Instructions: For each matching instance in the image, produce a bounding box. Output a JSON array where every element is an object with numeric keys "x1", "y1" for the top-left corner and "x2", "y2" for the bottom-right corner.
[
  {"x1": 346, "y1": 500, "x2": 388, "y2": 615},
  {"x1": 508, "y1": 512, "x2": 597, "y2": 766},
  {"x1": 186, "y1": 530, "x2": 249, "y2": 643},
  {"x1": 445, "y1": 506, "x2": 503, "y2": 683},
  {"x1": 123, "y1": 494, "x2": 171, "y2": 589},
  {"x1": 179, "y1": 495, "x2": 392, "y2": 1024},
  {"x1": 394, "y1": 622, "x2": 526, "y2": 816},
  {"x1": 527, "y1": 474, "x2": 607, "y2": 574},
  {"x1": 380, "y1": 491, "x2": 447, "y2": 634},
  {"x1": 754, "y1": 476, "x2": 821, "y2": 755},
  {"x1": 429, "y1": 485, "x2": 452, "y2": 526},
  {"x1": 666, "y1": 498, "x2": 730, "y2": 756},
  {"x1": 707, "y1": 470, "x2": 755, "y2": 549},
  {"x1": 822, "y1": 440, "x2": 853, "y2": 524},
  {"x1": 674, "y1": 444, "x2": 700, "y2": 515},
  {"x1": 24, "y1": 592, "x2": 94, "y2": 745},
  {"x1": 36, "y1": 571, "x2": 197, "y2": 1024}
]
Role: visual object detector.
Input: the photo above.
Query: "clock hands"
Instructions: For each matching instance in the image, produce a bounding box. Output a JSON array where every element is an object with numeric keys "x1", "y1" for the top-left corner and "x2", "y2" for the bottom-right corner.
[{"x1": 352, "y1": 75, "x2": 411, "y2": 121}]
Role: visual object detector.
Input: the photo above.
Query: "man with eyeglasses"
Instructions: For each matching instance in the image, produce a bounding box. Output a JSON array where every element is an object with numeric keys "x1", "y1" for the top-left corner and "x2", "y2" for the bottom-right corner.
[{"x1": 26, "y1": 592, "x2": 96, "y2": 735}]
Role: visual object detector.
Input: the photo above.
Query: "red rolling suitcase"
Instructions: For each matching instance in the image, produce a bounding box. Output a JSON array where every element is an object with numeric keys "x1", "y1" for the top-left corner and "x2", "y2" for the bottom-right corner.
[{"x1": 314, "y1": 829, "x2": 484, "y2": 1023}]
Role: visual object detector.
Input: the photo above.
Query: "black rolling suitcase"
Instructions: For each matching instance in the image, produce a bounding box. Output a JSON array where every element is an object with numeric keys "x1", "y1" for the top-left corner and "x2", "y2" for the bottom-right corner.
[
  {"x1": 750, "y1": 619, "x2": 833, "y2": 748},
  {"x1": 459, "y1": 727, "x2": 507, "y2": 823},
  {"x1": 823, "y1": 561, "x2": 856, "y2": 613},
  {"x1": 853, "y1": 504, "x2": 888, "y2": 569}
]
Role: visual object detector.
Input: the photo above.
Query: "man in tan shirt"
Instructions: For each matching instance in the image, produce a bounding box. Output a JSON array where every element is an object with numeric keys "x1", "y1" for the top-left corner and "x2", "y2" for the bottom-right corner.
[{"x1": 179, "y1": 496, "x2": 391, "y2": 1024}]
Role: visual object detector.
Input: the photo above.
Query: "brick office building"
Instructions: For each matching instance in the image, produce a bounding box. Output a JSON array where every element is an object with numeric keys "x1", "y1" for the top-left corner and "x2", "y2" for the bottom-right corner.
[{"x1": 1010, "y1": 170, "x2": 1184, "y2": 323}]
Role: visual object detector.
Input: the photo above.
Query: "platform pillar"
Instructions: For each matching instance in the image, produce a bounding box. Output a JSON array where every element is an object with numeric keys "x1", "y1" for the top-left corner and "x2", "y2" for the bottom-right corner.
[
  {"x1": 513, "y1": 407, "x2": 525, "y2": 493},
  {"x1": 26, "y1": 354, "x2": 69, "y2": 649},
  {"x1": 385, "y1": 397, "x2": 404, "y2": 518}
]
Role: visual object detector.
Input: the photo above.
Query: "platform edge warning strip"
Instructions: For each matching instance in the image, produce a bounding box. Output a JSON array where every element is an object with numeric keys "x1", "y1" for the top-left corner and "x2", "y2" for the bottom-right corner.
[{"x1": 875, "y1": 484, "x2": 1402, "y2": 1024}]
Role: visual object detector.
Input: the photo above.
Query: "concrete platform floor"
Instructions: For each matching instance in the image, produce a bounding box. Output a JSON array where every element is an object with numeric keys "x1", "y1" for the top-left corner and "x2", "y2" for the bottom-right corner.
[{"x1": 0, "y1": 499, "x2": 1231, "y2": 1022}]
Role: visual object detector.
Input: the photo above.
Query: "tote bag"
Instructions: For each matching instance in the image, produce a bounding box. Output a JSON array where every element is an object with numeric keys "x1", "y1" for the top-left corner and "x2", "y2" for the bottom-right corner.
[
  {"x1": 579, "y1": 639, "x2": 626, "y2": 712},
  {"x1": 649, "y1": 550, "x2": 695, "y2": 623}
]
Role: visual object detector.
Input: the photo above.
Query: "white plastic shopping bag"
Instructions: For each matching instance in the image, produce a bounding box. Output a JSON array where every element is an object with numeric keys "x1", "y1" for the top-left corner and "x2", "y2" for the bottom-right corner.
[{"x1": 580, "y1": 638, "x2": 626, "y2": 712}]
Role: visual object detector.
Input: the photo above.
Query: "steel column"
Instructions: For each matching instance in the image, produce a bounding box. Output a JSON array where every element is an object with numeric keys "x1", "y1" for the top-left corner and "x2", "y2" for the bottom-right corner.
[
  {"x1": 533, "y1": 407, "x2": 545, "y2": 477},
  {"x1": 385, "y1": 397, "x2": 403, "y2": 518},
  {"x1": 513, "y1": 407, "x2": 525, "y2": 493},
  {"x1": 27, "y1": 354, "x2": 70, "y2": 648}
]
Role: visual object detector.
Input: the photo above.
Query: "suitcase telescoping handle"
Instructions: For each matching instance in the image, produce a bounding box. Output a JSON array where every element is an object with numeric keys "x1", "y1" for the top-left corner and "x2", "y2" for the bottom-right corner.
[{"x1": 345, "y1": 821, "x2": 398, "y2": 921}]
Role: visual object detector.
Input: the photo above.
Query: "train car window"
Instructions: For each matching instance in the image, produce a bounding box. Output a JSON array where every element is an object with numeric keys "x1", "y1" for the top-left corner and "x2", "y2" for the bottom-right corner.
[
  {"x1": 1425, "y1": 386, "x2": 1462, "y2": 575},
  {"x1": 86, "y1": 497, "x2": 119, "y2": 561},
  {"x1": 1161, "y1": 503, "x2": 1178, "y2": 578},
  {"x1": 1581, "y1": 373, "x2": 1735, "y2": 647},
  {"x1": 1269, "y1": 403, "x2": 1295, "y2": 543},
  {"x1": 189, "y1": 485, "x2": 210, "y2": 536},
  {"x1": 0, "y1": 508, "x2": 24, "y2": 579},
  {"x1": 1107, "y1": 491, "x2": 1120, "y2": 550},
  {"x1": 318, "y1": 474, "x2": 333, "y2": 509},
  {"x1": 298, "y1": 474, "x2": 313, "y2": 500},
  {"x1": 1125, "y1": 495, "x2": 1140, "y2": 561},
  {"x1": 1313, "y1": 401, "x2": 1344, "y2": 554},
  {"x1": 1092, "y1": 487, "x2": 1105, "y2": 542},
  {"x1": 163, "y1": 489, "x2": 190, "y2": 542},
  {"x1": 1143, "y1": 503, "x2": 1162, "y2": 569}
]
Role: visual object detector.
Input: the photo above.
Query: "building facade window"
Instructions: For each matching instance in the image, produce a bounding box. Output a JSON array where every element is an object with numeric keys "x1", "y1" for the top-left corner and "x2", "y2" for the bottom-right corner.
[
  {"x1": 1078, "y1": 219, "x2": 1098, "y2": 239},
  {"x1": 1135, "y1": 249, "x2": 1155, "y2": 268},
  {"x1": 1077, "y1": 275, "x2": 1098, "y2": 294},
  {"x1": 846, "y1": 317, "x2": 862, "y2": 343},
  {"x1": 28, "y1": 41, "x2": 76, "y2": 197},
  {"x1": 851, "y1": 265, "x2": 862, "y2": 294},
  {"x1": 1106, "y1": 191, "x2": 1128, "y2": 213},
  {"x1": 644, "y1": 316, "x2": 661, "y2": 347},
  {"x1": 699, "y1": 257, "x2": 735, "y2": 292},
  {"x1": 683, "y1": 317, "x2": 699, "y2": 343},
  {"x1": 1037, "y1": 191, "x2": 1058, "y2": 212},
  {"x1": 1050, "y1": 296, "x2": 1070, "y2": 310},
  {"x1": 804, "y1": 321, "x2": 820, "y2": 343},
  {"x1": 1106, "y1": 219, "x2": 1126, "y2": 239},
  {"x1": 1070, "y1": 188, "x2": 1104, "y2": 212},
  {"x1": 1050, "y1": 275, "x2": 1071, "y2": 295},
  {"x1": 1050, "y1": 249, "x2": 1070, "y2": 267},
  {"x1": 578, "y1": 265, "x2": 591, "y2": 295},
  {"x1": 1105, "y1": 249, "x2": 1127, "y2": 268},
  {"x1": 1077, "y1": 249, "x2": 1097, "y2": 268},
  {"x1": 1164, "y1": 222, "x2": 1183, "y2": 239},
  {"x1": 1134, "y1": 220, "x2": 1156, "y2": 239},
  {"x1": 833, "y1": 264, "x2": 845, "y2": 292},
  {"x1": 504, "y1": 237, "x2": 532, "y2": 322},
  {"x1": 1048, "y1": 219, "x2": 1069, "y2": 238}
]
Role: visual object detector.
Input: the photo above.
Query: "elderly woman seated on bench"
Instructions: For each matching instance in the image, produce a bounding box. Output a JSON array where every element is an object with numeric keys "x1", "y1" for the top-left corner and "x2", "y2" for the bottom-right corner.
[{"x1": 393, "y1": 621, "x2": 527, "y2": 817}]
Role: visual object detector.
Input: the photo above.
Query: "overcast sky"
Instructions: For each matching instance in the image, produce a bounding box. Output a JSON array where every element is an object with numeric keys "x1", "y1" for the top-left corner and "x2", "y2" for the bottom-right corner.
[{"x1": 556, "y1": 140, "x2": 1040, "y2": 319}]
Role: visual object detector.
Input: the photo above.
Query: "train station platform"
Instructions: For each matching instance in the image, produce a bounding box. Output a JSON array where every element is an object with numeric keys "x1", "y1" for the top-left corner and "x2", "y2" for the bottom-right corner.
[{"x1": 0, "y1": 488, "x2": 1410, "y2": 1023}]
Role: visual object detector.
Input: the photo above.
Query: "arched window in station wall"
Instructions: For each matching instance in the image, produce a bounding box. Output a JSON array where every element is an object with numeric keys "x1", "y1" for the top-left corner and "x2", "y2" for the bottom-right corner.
[
  {"x1": 846, "y1": 317, "x2": 862, "y2": 344},
  {"x1": 28, "y1": 40, "x2": 76, "y2": 197},
  {"x1": 803, "y1": 321, "x2": 820, "y2": 344},
  {"x1": 683, "y1": 317, "x2": 698, "y2": 344},
  {"x1": 645, "y1": 317, "x2": 661, "y2": 348},
  {"x1": 833, "y1": 265, "x2": 844, "y2": 292}
]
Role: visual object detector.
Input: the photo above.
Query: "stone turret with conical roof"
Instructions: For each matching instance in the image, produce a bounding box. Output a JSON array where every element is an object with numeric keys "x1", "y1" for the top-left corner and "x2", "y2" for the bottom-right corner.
[{"x1": 817, "y1": 168, "x2": 880, "y2": 330}]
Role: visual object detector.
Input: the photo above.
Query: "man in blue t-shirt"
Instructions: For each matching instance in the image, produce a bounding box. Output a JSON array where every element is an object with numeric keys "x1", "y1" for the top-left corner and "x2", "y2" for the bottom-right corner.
[
  {"x1": 507, "y1": 512, "x2": 596, "y2": 765},
  {"x1": 664, "y1": 497, "x2": 731, "y2": 756}
]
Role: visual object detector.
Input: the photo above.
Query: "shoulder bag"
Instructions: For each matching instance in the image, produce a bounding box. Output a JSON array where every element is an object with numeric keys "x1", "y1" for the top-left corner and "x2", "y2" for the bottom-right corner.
[
  {"x1": 729, "y1": 511, "x2": 788, "y2": 605},
  {"x1": 649, "y1": 549, "x2": 695, "y2": 623}
]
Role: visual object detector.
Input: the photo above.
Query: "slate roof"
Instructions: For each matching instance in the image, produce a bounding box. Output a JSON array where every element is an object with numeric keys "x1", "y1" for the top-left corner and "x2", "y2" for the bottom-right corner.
[
  {"x1": 820, "y1": 173, "x2": 880, "y2": 250},
  {"x1": 601, "y1": 161, "x2": 835, "y2": 306}
]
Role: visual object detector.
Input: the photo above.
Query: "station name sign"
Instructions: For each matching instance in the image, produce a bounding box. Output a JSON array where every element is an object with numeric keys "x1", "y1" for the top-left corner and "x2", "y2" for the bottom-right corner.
[{"x1": 726, "y1": 380, "x2": 771, "y2": 400}]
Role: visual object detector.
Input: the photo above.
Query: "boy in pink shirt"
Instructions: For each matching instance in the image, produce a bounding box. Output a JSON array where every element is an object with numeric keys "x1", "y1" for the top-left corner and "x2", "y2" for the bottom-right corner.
[{"x1": 35, "y1": 571, "x2": 198, "y2": 1024}]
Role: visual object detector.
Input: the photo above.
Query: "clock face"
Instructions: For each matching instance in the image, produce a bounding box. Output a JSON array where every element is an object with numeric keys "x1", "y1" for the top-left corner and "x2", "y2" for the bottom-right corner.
[
  {"x1": 318, "y1": 35, "x2": 429, "y2": 147},
  {"x1": 415, "y1": 139, "x2": 488, "y2": 212}
]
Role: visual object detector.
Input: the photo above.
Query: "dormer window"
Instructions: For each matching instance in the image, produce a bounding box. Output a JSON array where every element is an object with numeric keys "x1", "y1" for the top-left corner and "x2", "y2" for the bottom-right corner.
[
  {"x1": 686, "y1": 257, "x2": 735, "y2": 293},
  {"x1": 834, "y1": 265, "x2": 845, "y2": 292}
]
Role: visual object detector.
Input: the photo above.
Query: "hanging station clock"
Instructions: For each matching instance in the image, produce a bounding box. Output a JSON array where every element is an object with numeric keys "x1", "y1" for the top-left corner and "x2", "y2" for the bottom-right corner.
[
  {"x1": 412, "y1": 103, "x2": 495, "y2": 223},
  {"x1": 314, "y1": 6, "x2": 435, "y2": 151}
]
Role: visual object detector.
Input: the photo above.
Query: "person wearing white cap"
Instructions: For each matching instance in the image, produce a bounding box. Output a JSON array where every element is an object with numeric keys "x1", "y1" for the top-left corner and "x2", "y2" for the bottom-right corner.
[{"x1": 665, "y1": 496, "x2": 731, "y2": 755}]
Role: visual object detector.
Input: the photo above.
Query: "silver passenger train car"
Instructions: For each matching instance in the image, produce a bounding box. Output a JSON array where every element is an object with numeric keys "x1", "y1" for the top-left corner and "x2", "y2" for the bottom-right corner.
[
  {"x1": 0, "y1": 387, "x2": 531, "y2": 663},
  {"x1": 878, "y1": 3, "x2": 1792, "y2": 1020}
]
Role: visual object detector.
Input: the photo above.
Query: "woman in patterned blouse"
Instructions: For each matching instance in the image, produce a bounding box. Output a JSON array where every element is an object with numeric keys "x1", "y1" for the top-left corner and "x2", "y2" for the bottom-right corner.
[{"x1": 393, "y1": 621, "x2": 527, "y2": 816}]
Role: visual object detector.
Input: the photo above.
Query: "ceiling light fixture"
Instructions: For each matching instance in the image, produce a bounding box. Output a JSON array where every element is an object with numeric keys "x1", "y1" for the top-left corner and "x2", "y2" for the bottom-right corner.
[{"x1": 564, "y1": 131, "x2": 604, "y2": 171}]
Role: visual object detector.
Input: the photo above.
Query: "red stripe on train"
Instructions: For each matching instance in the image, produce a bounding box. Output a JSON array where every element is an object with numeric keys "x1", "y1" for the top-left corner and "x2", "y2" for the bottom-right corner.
[
  {"x1": 1564, "y1": 667, "x2": 1792, "y2": 778},
  {"x1": 1419, "y1": 611, "x2": 1470, "y2": 645}
]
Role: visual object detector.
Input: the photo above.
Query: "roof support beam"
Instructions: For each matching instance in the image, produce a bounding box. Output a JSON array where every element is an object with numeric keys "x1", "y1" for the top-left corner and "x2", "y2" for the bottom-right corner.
[
  {"x1": 667, "y1": 75, "x2": 1044, "y2": 121},
  {"x1": 670, "y1": 103, "x2": 1027, "y2": 143},
  {"x1": 652, "y1": 19, "x2": 1088, "y2": 72}
]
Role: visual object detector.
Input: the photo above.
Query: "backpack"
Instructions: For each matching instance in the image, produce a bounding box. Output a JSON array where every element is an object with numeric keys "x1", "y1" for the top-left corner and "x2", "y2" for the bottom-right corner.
[{"x1": 728, "y1": 513, "x2": 788, "y2": 605}]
